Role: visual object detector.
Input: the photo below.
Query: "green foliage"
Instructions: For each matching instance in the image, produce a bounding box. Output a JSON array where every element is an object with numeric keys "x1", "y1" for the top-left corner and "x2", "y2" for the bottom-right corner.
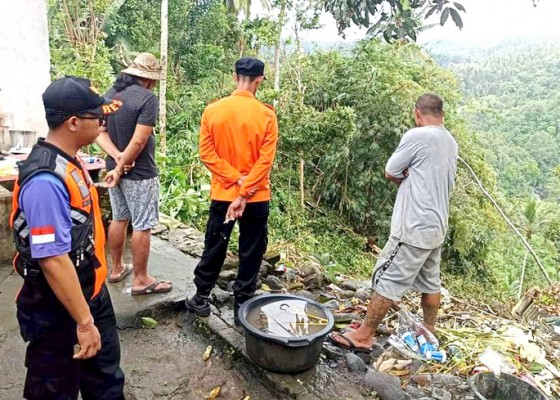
[
  {"x1": 279, "y1": 41, "x2": 463, "y2": 236},
  {"x1": 322, "y1": 0, "x2": 465, "y2": 41},
  {"x1": 428, "y1": 38, "x2": 560, "y2": 291},
  {"x1": 104, "y1": 0, "x2": 242, "y2": 82},
  {"x1": 48, "y1": 0, "x2": 116, "y2": 88},
  {"x1": 141, "y1": 316, "x2": 158, "y2": 328},
  {"x1": 310, "y1": 253, "x2": 346, "y2": 283},
  {"x1": 46, "y1": 0, "x2": 556, "y2": 303},
  {"x1": 104, "y1": 0, "x2": 161, "y2": 54},
  {"x1": 157, "y1": 127, "x2": 211, "y2": 223},
  {"x1": 158, "y1": 151, "x2": 210, "y2": 223},
  {"x1": 243, "y1": 17, "x2": 279, "y2": 56},
  {"x1": 50, "y1": 42, "x2": 115, "y2": 89},
  {"x1": 225, "y1": 0, "x2": 271, "y2": 19},
  {"x1": 434, "y1": 39, "x2": 560, "y2": 201},
  {"x1": 169, "y1": 0, "x2": 241, "y2": 82},
  {"x1": 267, "y1": 191, "x2": 377, "y2": 278}
]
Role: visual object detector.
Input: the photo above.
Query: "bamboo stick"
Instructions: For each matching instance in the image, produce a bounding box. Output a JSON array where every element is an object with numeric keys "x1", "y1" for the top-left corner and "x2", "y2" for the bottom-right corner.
[{"x1": 458, "y1": 156, "x2": 553, "y2": 285}]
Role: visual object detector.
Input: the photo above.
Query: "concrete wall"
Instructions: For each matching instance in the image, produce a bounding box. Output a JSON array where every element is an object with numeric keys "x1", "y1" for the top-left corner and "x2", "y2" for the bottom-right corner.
[{"x1": 0, "y1": 0, "x2": 50, "y2": 148}]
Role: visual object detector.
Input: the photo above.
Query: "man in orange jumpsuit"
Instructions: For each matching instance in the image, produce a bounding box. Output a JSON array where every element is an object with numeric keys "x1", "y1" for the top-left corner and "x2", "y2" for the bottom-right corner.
[{"x1": 186, "y1": 58, "x2": 279, "y2": 326}]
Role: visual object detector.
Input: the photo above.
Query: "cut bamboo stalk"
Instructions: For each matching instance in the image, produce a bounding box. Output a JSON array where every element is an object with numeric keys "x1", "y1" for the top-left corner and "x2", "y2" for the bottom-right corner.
[
  {"x1": 458, "y1": 156, "x2": 553, "y2": 285},
  {"x1": 518, "y1": 252, "x2": 528, "y2": 300},
  {"x1": 512, "y1": 287, "x2": 541, "y2": 316}
]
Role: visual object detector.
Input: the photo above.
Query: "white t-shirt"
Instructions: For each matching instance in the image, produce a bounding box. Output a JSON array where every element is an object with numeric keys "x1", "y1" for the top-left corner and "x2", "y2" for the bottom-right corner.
[{"x1": 385, "y1": 125, "x2": 458, "y2": 249}]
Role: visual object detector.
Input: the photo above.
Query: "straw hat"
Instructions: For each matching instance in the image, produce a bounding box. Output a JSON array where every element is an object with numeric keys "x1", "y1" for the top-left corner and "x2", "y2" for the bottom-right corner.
[{"x1": 122, "y1": 53, "x2": 162, "y2": 81}]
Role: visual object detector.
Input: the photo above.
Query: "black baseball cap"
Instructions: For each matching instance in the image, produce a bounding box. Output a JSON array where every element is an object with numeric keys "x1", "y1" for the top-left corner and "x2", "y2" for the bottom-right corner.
[
  {"x1": 43, "y1": 76, "x2": 122, "y2": 116},
  {"x1": 235, "y1": 57, "x2": 265, "y2": 77}
]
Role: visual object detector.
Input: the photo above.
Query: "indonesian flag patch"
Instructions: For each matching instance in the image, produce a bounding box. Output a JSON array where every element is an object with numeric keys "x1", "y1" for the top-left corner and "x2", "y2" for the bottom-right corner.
[{"x1": 31, "y1": 226, "x2": 56, "y2": 245}]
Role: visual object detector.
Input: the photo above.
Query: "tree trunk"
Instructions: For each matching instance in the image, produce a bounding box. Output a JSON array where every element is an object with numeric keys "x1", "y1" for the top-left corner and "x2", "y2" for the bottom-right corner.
[
  {"x1": 159, "y1": 0, "x2": 169, "y2": 155},
  {"x1": 300, "y1": 157, "x2": 305, "y2": 207},
  {"x1": 273, "y1": 0, "x2": 287, "y2": 106},
  {"x1": 458, "y1": 156, "x2": 552, "y2": 285}
]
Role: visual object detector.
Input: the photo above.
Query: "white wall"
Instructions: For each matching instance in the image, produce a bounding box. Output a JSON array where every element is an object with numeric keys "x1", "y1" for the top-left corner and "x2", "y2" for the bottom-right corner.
[{"x1": 0, "y1": 0, "x2": 50, "y2": 147}]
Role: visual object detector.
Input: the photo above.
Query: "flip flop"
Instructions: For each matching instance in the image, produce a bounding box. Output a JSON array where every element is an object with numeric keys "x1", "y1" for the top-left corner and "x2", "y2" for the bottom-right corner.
[
  {"x1": 131, "y1": 280, "x2": 173, "y2": 296},
  {"x1": 328, "y1": 332, "x2": 373, "y2": 354},
  {"x1": 108, "y1": 264, "x2": 134, "y2": 283}
]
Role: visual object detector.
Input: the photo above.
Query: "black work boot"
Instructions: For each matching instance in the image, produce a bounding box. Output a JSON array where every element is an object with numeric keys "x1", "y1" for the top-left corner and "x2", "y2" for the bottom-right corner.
[
  {"x1": 233, "y1": 301, "x2": 242, "y2": 327},
  {"x1": 185, "y1": 294, "x2": 211, "y2": 317}
]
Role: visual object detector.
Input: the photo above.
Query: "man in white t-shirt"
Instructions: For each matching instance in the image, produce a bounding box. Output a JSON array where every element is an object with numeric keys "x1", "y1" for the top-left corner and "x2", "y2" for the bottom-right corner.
[{"x1": 329, "y1": 94, "x2": 458, "y2": 353}]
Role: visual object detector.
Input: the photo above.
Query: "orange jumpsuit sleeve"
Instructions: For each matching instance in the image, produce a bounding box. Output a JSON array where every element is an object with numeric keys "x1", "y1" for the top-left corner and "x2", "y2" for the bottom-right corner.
[
  {"x1": 199, "y1": 110, "x2": 242, "y2": 188},
  {"x1": 239, "y1": 113, "x2": 279, "y2": 197}
]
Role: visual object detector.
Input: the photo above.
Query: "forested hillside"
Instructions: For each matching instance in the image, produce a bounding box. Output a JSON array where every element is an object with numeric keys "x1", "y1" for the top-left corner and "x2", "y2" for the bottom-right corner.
[
  {"x1": 427, "y1": 38, "x2": 560, "y2": 296},
  {"x1": 430, "y1": 38, "x2": 560, "y2": 200},
  {"x1": 47, "y1": 0, "x2": 558, "y2": 301}
]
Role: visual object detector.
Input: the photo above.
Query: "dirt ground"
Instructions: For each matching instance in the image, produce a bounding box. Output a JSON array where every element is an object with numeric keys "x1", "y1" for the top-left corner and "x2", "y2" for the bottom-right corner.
[
  {"x1": 120, "y1": 309, "x2": 280, "y2": 400},
  {"x1": 0, "y1": 302, "x2": 279, "y2": 400}
]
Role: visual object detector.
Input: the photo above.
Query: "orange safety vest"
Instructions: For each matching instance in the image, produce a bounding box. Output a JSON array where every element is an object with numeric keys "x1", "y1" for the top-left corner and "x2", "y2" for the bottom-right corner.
[{"x1": 10, "y1": 139, "x2": 107, "y2": 309}]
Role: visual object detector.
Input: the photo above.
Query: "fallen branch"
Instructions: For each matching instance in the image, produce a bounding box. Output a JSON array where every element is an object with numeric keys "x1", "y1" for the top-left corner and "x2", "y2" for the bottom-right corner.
[{"x1": 458, "y1": 156, "x2": 553, "y2": 285}]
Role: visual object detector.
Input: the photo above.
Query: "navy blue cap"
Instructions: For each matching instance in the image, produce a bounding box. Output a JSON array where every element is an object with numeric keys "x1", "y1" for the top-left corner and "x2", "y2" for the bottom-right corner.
[
  {"x1": 43, "y1": 76, "x2": 122, "y2": 116},
  {"x1": 235, "y1": 57, "x2": 265, "y2": 77}
]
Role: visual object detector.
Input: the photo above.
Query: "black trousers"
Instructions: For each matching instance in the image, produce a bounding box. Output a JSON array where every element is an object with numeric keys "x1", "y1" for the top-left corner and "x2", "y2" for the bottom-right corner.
[
  {"x1": 18, "y1": 285, "x2": 125, "y2": 400},
  {"x1": 194, "y1": 200, "x2": 269, "y2": 302}
]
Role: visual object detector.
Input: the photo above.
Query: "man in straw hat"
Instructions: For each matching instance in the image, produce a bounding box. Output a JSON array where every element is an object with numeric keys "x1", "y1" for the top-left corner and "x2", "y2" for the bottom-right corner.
[{"x1": 97, "y1": 53, "x2": 173, "y2": 295}]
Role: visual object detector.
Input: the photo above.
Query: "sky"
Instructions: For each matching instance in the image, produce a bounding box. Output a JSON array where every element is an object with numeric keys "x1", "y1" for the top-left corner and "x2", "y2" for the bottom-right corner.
[
  {"x1": 418, "y1": 0, "x2": 560, "y2": 44},
  {"x1": 252, "y1": 0, "x2": 560, "y2": 45}
]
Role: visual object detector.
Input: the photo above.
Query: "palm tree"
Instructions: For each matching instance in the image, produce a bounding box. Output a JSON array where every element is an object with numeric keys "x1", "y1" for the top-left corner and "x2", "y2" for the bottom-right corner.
[
  {"x1": 224, "y1": 0, "x2": 270, "y2": 21},
  {"x1": 517, "y1": 198, "x2": 550, "y2": 298},
  {"x1": 522, "y1": 198, "x2": 547, "y2": 240}
]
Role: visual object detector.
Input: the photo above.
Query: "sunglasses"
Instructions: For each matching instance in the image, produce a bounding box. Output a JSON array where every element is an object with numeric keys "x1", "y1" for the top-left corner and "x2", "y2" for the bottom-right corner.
[
  {"x1": 64, "y1": 114, "x2": 105, "y2": 126},
  {"x1": 76, "y1": 115, "x2": 105, "y2": 126}
]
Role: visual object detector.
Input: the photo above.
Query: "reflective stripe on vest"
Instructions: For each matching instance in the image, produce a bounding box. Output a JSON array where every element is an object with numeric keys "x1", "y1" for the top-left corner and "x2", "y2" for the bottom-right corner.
[{"x1": 10, "y1": 151, "x2": 107, "y2": 298}]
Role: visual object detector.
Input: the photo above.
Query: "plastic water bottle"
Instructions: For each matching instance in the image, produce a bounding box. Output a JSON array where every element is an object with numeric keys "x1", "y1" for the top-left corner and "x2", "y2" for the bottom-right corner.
[
  {"x1": 417, "y1": 334, "x2": 437, "y2": 355},
  {"x1": 424, "y1": 350, "x2": 447, "y2": 363},
  {"x1": 401, "y1": 331, "x2": 419, "y2": 352}
]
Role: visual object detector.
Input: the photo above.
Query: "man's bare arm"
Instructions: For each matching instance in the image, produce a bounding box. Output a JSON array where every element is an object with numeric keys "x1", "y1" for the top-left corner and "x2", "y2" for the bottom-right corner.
[{"x1": 384, "y1": 169, "x2": 408, "y2": 185}]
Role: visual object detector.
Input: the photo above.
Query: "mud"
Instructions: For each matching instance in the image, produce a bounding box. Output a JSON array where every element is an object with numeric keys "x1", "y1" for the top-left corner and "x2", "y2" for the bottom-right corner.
[{"x1": 120, "y1": 309, "x2": 280, "y2": 400}]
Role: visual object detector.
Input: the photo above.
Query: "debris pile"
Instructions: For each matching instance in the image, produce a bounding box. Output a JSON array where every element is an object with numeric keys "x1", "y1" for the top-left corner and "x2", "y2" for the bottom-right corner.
[
  {"x1": 252, "y1": 255, "x2": 560, "y2": 398},
  {"x1": 153, "y1": 219, "x2": 560, "y2": 398}
]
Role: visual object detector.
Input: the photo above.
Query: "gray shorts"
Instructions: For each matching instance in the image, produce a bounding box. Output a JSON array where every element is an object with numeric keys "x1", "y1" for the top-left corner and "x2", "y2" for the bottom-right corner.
[
  {"x1": 109, "y1": 177, "x2": 160, "y2": 231},
  {"x1": 371, "y1": 236, "x2": 442, "y2": 302}
]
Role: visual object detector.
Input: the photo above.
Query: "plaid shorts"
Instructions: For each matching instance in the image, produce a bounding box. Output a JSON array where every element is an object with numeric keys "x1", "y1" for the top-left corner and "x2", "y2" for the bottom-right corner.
[{"x1": 108, "y1": 177, "x2": 159, "y2": 231}]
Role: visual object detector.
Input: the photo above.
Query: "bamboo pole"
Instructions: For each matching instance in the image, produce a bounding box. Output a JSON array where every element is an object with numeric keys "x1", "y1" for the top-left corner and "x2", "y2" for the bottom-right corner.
[
  {"x1": 159, "y1": 0, "x2": 169, "y2": 155},
  {"x1": 458, "y1": 156, "x2": 552, "y2": 285},
  {"x1": 300, "y1": 157, "x2": 305, "y2": 207},
  {"x1": 518, "y1": 252, "x2": 528, "y2": 300}
]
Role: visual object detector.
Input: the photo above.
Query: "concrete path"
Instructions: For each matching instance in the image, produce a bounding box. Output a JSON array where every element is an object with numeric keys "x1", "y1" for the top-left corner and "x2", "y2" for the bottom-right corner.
[
  {"x1": 107, "y1": 235, "x2": 198, "y2": 328},
  {"x1": 0, "y1": 233, "x2": 372, "y2": 400},
  {"x1": 0, "y1": 236, "x2": 281, "y2": 400}
]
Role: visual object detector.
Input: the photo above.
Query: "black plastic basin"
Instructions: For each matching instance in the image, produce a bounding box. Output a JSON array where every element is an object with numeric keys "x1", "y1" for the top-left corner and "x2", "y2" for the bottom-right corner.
[
  {"x1": 469, "y1": 372, "x2": 547, "y2": 400},
  {"x1": 238, "y1": 294, "x2": 334, "y2": 373}
]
